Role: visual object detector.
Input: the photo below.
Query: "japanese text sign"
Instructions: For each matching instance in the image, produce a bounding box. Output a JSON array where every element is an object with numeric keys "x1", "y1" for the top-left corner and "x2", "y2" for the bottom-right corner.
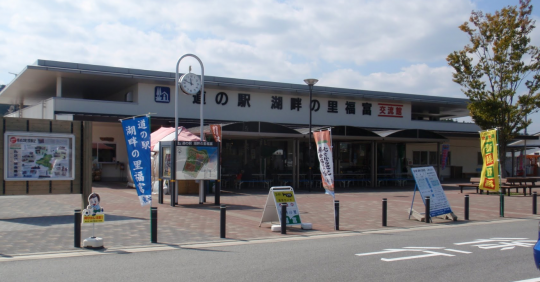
[
  {"x1": 313, "y1": 130, "x2": 335, "y2": 197},
  {"x1": 479, "y1": 129, "x2": 499, "y2": 192},
  {"x1": 121, "y1": 116, "x2": 152, "y2": 206},
  {"x1": 411, "y1": 166, "x2": 453, "y2": 217}
]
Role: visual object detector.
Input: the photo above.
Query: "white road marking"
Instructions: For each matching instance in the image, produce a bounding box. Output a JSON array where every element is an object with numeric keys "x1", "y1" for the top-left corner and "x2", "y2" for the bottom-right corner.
[
  {"x1": 380, "y1": 251, "x2": 454, "y2": 262},
  {"x1": 444, "y1": 249, "x2": 472, "y2": 254},
  {"x1": 513, "y1": 278, "x2": 540, "y2": 282},
  {"x1": 403, "y1": 247, "x2": 445, "y2": 249}
]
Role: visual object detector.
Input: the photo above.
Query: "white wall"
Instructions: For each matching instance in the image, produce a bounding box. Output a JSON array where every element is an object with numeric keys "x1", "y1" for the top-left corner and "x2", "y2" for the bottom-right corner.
[
  {"x1": 406, "y1": 138, "x2": 481, "y2": 178},
  {"x1": 448, "y1": 138, "x2": 481, "y2": 175}
]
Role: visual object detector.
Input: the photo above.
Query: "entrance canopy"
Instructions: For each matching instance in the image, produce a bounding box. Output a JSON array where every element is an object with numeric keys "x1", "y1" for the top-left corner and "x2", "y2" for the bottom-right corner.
[
  {"x1": 507, "y1": 133, "x2": 540, "y2": 152},
  {"x1": 296, "y1": 126, "x2": 382, "y2": 141},
  {"x1": 374, "y1": 129, "x2": 447, "y2": 142},
  {"x1": 150, "y1": 127, "x2": 200, "y2": 151},
  {"x1": 189, "y1": 121, "x2": 302, "y2": 139}
]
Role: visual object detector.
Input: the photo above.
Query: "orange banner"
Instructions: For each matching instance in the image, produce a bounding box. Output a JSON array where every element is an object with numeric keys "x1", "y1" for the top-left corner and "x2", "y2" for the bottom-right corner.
[
  {"x1": 210, "y1": 124, "x2": 222, "y2": 143},
  {"x1": 313, "y1": 130, "x2": 334, "y2": 197}
]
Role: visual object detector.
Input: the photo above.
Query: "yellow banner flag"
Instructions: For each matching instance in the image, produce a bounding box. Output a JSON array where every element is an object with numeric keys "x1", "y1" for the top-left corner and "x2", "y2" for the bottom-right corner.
[{"x1": 479, "y1": 129, "x2": 499, "y2": 192}]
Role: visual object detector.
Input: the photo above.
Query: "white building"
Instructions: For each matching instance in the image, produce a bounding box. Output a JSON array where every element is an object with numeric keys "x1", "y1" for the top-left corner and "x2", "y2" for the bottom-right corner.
[{"x1": 0, "y1": 59, "x2": 495, "y2": 186}]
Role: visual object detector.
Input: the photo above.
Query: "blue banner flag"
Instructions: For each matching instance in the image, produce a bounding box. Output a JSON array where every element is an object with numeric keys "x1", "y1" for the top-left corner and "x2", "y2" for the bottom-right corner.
[
  {"x1": 441, "y1": 144, "x2": 450, "y2": 170},
  {"x1": 121, "y1": 116, "x2": 152, "y2": 206}
]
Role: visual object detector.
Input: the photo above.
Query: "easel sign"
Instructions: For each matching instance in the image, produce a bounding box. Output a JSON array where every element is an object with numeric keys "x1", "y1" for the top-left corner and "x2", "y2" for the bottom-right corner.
[
  {"x1": 259, "y1": 186, "x2": 302, "y2": 226},
  {"x1": 409, "y1": 166, "x2": 456, "y2": 221}
]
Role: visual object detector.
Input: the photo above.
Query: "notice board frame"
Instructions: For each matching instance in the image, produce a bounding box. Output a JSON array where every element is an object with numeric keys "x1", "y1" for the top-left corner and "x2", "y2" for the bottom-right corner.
[{"x1": 4, "y1": 131, "x2": 76, "y2": 181}]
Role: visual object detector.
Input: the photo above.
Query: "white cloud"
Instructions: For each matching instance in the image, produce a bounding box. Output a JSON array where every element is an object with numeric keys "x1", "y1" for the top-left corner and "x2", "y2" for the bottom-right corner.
[
  {"x1": 321, "y1": 64, "x2": 465, "y2": 98},
  {"x1": 0, "y1": 0, "x2": 476, "y2": 84},
  {"x1": 0, "y1": 0, "x2": 536, "y2": 104}
]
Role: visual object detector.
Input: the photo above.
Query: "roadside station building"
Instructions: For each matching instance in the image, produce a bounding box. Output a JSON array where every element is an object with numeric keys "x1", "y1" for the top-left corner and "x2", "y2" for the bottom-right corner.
[{"x1": 0, "y1": 59, "x2": 488, "y2": 189}]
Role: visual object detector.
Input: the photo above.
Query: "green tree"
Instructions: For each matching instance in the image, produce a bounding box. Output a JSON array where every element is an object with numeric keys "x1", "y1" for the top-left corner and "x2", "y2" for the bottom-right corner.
[{"x1": 447, "y1": 0, "x2": 540, "y2": 176}]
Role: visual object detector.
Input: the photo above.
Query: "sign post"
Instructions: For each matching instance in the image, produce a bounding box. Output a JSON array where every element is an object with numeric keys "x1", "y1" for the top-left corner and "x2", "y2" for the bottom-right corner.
[
  {"x1": 408, "y1": 166, "x2": 456, "y2": 222},
  {"x1": 259, "y1": 186, "x2": 311, "y2": 230},
  {"x1": 82, "y1": 192, "x2": 105, "y2": 248}
]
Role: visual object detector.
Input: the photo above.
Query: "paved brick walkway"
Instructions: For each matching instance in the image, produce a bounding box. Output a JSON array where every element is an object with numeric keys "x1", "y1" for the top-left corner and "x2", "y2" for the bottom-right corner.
[{"x1": 0, "y1": 181, "x2": 538, "y2": 256}]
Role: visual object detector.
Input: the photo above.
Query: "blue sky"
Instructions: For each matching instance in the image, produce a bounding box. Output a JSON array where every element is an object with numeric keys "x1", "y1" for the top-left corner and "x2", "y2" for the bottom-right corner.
[{"x1": 0, "y1": 0, "x2": 539, "y2": 132}]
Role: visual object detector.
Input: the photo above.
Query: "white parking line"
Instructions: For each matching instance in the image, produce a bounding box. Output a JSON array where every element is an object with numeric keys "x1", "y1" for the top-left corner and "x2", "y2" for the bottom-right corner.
[
  {"x1": 380, "y1": 251, "x2": 454, "y2": 262},
  {"x1": 513, "y1": 278, "x2": 540, "y2": 282},
  {"x1": 444, "y1": 249, "x2": 472, "y2": 254}
]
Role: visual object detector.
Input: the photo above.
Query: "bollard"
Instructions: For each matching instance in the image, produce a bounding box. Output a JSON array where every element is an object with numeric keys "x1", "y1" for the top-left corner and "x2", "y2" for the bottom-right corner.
[
  {"x1": 281, "y1": 203, "x2": 287, "y2": 234},
  {"x1": 382, "y1": 198, "x2": 387, "y2": 227},
  {"x1": 150, "y1": 207, "x2": 158, "y2": 243},
  {"x1": 202, "y1": 181, "x2": 207, "y2": 203},
  {"x1": 534, "y1": 192, "x2": 537, "y2": 215},
  {"x1": 464, "y1": 195, "x2": 469, "y2": 220},
  {"x1": 170, "y1": 181, "x2": 176, "y2": 207},
  {"x1": 500, "y1": 193, "x2": 505, "y2": 217},
  {"x1": 335, "y1": 200, "x2": 340, "y2": 230},
  {"x1": 158, "y1": 179, "x2": 163, "y2": 204},
  {"x1": 220, "y1": 205, "x2": 226, "y2": 238},
  {"x1": 425, "y1": 196, "x2": 431, "y2": 223},
  {"x1": 215, "y1": 180, "x2": 221, "y2": 205},
  {"x1": 74, "y1": 209, "x2": 81, "y2": 248}
]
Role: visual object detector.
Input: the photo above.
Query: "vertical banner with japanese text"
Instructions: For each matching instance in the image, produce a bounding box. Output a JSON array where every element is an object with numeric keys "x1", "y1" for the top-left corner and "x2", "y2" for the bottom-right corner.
[
  {"x1": 121, "y1": 116, "x2": 152, "y2": 206},
  {"x1": 441, "y1": 144, "x2": 450, "y2": 170},
  {"x1": 479, "y1": 129, "x2": 500, "y2": 192},
  {"x1": 313, "y1": 130, "x2": 335, "y2": 197},
  {"x1": 210, "y1": 124, "x2": 222, "y2": 143}
]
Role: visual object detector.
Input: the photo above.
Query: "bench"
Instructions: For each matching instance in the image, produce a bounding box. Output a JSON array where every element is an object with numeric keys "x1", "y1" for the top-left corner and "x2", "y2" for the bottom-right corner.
[
  {"x1": 335, "y1": 178, "x2": 357, "y2": 187},
  {"x1": 237, "y1": 180, "x2": 272, "y2": 190},
  {"x1": 458, "y1": 177, "x2": 480, "y2": 193},
  {"x1": 502, "y1": 177, "x2": 540, "y2": 196},
  {"x1": 458, "y1": 177, "x2": 537, "y2": 196}
]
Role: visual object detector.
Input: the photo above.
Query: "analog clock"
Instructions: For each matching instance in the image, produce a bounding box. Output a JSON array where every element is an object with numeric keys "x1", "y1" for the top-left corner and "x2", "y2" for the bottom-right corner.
[{"x1": 179, "y1": 72, "x2": 202, "y2": 95}]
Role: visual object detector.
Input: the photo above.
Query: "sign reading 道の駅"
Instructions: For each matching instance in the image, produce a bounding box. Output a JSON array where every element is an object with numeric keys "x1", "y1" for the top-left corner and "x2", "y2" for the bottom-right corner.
[
  {"x1": 409, "y1": 166, "x2": 456, "y2": 221},
  {"x1": 260, "y1": 186, "x2": 302, "y2": 227}
]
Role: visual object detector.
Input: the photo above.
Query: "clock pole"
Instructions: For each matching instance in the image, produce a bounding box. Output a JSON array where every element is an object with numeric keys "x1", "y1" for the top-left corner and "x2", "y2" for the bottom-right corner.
[{"x1": 175, "y1": 54, "x2": 206, "y2": 205}]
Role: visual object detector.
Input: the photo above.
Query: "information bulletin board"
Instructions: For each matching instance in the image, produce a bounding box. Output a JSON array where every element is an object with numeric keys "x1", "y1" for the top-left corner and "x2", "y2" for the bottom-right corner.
[{"x1": 4, "y1": 131, "x2": 75, "y2": 181}]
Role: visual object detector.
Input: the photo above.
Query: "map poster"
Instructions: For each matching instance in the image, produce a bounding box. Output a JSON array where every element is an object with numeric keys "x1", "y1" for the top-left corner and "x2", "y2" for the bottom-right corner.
[
  {"x1": 175, "y1": 141, "x2": 219, "y2": 180},
  {"x1": 4, "y1": 132, "x2": 75, "y2": 181},
  {"x1": 410, "y1": 166, "x2": 453, "y2": 218}
]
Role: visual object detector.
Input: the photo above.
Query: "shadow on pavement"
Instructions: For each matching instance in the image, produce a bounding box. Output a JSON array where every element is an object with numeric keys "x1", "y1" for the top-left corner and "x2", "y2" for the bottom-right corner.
[{"x1": 0, "y1": 214, "x2": 146, "y2": 226}]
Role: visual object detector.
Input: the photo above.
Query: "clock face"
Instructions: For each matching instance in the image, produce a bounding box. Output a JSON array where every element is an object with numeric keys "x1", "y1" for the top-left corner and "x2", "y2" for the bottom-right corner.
[{"x1": 180, "y1": 73, "x2": 202, "y2": 95}]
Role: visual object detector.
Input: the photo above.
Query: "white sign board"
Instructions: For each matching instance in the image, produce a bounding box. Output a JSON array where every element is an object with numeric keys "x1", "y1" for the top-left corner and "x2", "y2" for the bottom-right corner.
[
  {"x1": 410, "y1": 166, "x2": 453, "y2": 217},
  {"x1": 4, "y1": 132, "x2": 75, "y2": 181},
  {"x1": 259, "y1": 186, "x2": 302, "y2": 226}
]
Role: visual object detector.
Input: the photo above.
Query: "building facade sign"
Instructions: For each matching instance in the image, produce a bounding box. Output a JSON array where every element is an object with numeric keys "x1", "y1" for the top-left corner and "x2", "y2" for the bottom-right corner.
[
  {"x1": 140, "y1": 83, "x2": 414, "y2": 128},
  {"x1": 154, "y1": 86, "x2": 170, "y2": 103},
  {"x1": 378, "y1": 103, "x2": 403, "y2": 118}
]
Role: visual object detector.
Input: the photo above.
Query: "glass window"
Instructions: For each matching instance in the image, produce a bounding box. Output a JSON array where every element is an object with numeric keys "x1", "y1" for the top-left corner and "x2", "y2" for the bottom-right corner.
[
  {"x1": 420, "y1": 151, "x2": 428, "y2": 165},
  {"x1": 92, "y1": 143, "x2": 117, "y2": 163},
  {"x1": 429, "y1": 151, "x2": 437, "y2": 165},
  {"x1": 413, "y1": 151, "x2": 440, "y2": 165},
  {"x1": 413, "y1": 151, "x2": 421, "y2": 164}
]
